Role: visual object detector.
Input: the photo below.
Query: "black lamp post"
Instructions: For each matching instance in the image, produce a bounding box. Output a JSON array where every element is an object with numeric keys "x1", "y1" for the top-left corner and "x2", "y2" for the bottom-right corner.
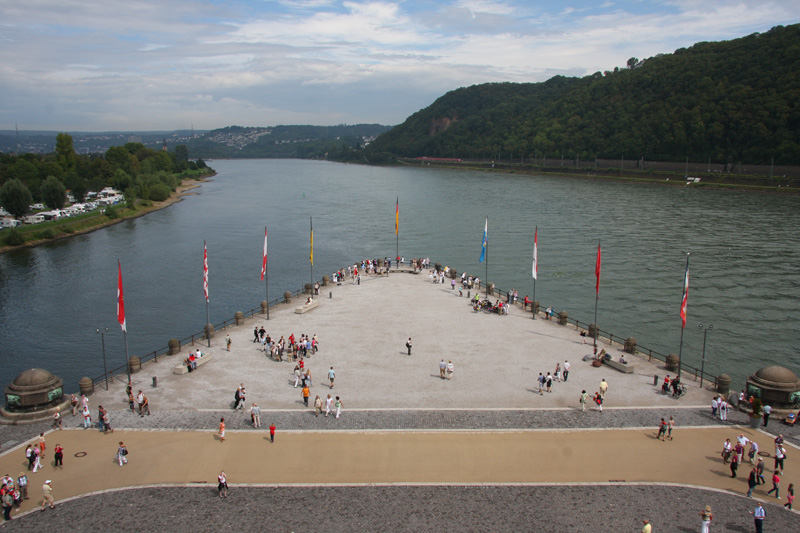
[
  {"x1": 699, "y1": 323, "x2": 712, "y2": 388},
  {"x1": 96, "y1": 327, "x2": 110, "y2": 391}
]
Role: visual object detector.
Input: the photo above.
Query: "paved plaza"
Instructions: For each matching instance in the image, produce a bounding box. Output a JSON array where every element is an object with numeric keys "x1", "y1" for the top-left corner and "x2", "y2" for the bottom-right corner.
[{"x1": 1, "y1": 268, "x2": 799, "y2": 531}]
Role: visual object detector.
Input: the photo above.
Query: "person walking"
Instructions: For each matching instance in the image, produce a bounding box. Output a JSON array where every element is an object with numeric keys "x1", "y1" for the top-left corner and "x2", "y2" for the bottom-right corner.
[
  {"x1": 667, "y1": 416, "x2": 675, "y2": 440},
  {"x1": 446, "y1": 360, "x2": 454, "y2": 380},
  {"x1": 32, "y1": 445, "x2": 42, "y2": 473},
  {"x1": 594, "y1": 392, "x2": 603, "y2": 412},
  {"x1": 784, "y1": 483, "x2": 795, "y2": 510},
  {"x1": 563, "y1": 360, "x2": 570, "y2": 382},
  {"x1": 537, "y1": 373, "x2": 545, "y2": 395},
  {"x1": 763, "y1": 403, "x2": 772, "y2": 427},
  {"x1": 580, "y1": 390, "x2": 588, "y2": 412},
  {"x1": 302, "y1": 384, "x2": 310, "y2": 407},
  {"x1": 217, "y1": 471, "x2": 228, "y2": 498},
  {"x1": 250, "y1": 403, "x2": 261, "y2": 428},
  {"x1": 82, "y1": 406, "x2": 92, "y2": 429},
  {"x1": 25, "y1": 445, "x2": 34, "y2": 471},
  {"x1": 269, "y1": 423, "x2": 276, "y2": 443},
  {"x1": 328, "y1": 366, "x2": 335, "y2": 389},
  {"x1": 52, "y1": 411, "x2": 62, "y2": 430},
  {"x1": 774, "y1": 444, "x2": 786, "y2": 471},
  {"x1": 721, "y1": 438, "x2": 732, "y2": 463},
  {"x1": 599, "y1": 379, "x2": 608, "y2": 398},
  {"x1": 314, "y1": 395, "x2": 322, "y2": 417},
  {"x1": 756, "y1": 457, "x2": 766, "y2": 485},
  {"x1": 325, "y1": 394, "x2": 333, "y2": 417},
  {"x1": 554, "y1": 362, "x2": 561, "y2": 382},
  {"x1": 218, "y1": 418, "x2": 226, "y2": 443},
  {"x1": 730, "y1": 452, "x2": 739, "y2": 478},
  {"x1": 718, "y1": 398, "x2": 728, "y2": 421},
  {"x1": 657, "y1": 418, "x2": 667, "y2": 441},
  {"x1": 767, "y1": 470, "x2": 781, "y2": 499},
  {"x1": 2, "y1": 487, "x2": 12, "y2": 521},
  {"x1": 40, "y1": 480, "x2": 54, "y2": 511},
  {"x1": 546, "y1": 372, "x2": 553, "y2": 393},
  {"x1": 700, "y1": 505, "x2": 713, "y2": 532},
  {"x1": 439, "y1": 360, "x2": 446, "y2": 379},
  {"x1": 140, "y1": 394, "x2": 150, "y2": 417},
  {"x1": 406, "y1": 338, "x2": 412, "y2": 355},
  {"x1": 334, "y1": 396, "x2": 343, "y2": 419},
  {"x1": 293, "y1": 366, "x2": 302, "y2": 388},
  {"x1": 117, "y1": 442, "x2": 128, "y2": 466},
  {"x1": 53, "y1": 444, "x2": 63, "y2": 470},
  {"x1": 749, "y1": 501, "x2": 765, "y2": 533},
  {"x1": 253, "y1": 327, "x2": 259, "y2": 343},
  {"x1": 747, "y1": 468, "x2": 758, "y2": 497},
  {"x1": 226, "y1": 334, "x2": 232, "y2": 352},
  {"x1": 641, "y1": 519, "x2": 651, "y2": 533}
]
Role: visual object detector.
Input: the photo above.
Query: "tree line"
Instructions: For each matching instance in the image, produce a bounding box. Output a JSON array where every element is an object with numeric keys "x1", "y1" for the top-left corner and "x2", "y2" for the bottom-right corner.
[
  {"x1": 362, "y1": 24, "x2": 800, "y2": 166},
  {"x1": 0, "y1": 133, "x2": 212, "y2": 218}
]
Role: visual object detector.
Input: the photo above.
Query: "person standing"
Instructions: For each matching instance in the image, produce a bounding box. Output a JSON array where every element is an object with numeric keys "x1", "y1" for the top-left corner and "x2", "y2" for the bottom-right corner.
[
  {"x1": 406, "y1": 338, "x2": 412, "y2": 355},
  {"x1": 218, "y1": 418, "x2": 226, "y2": 443},
  {"x1": 721, "y1": 438, "x2": 732, "y2": 463},
  {"x1": 594, "y1": 392, "x2": 603, "y2": 412},
  {"x1": 136, "y1": 390, "x2": 144, "y2": 415},
  {"x1": 335, "y1": 396, "x2": 343, "y2": 419},
  {"x1": 784, "y1": 483, "x2": 795, "y2": 510},
  {"x1": 580, "y1": 390, "x2": 588, "y2": 412},
  {"x1": 718, "y1": 398, "x2": 728, "y2": 421},
  {"x1": 546, "y1": 372, "x2": 553, "y2": 393},
  {"x1": 17, "y1": 473, "x2": 28, "y2": 501},
  {"x1": 328, "y1": 367, "x2": 335, "y2": 389},
  {"x1": 711, "y1": 396, "x2": 718, "y2": 417},
  {"x1": 70, "y1": 394, "x2": 78, "y2": 416},
  {"x1": 554, "y1": 362, "x2": 561, "y2": 382},
  {"x1": 599, "y1": 379, "x2": 608, "y2": 398},
  {"x1": 730, "y1": 453, "x2": 739, "y2": 478},
  {"x1": 217, "y1": 471, "x2": 228, "y2": 498},
  {"x1": 563, "y1": 360, "x2": 570, "y2": 382},
  {"x1": 269, "y1": 423, "x2": 276, "y2": 443},
  {"x1": 140, "y1": 394, "x2": 150, "y2": 417},
  {"x1": 446, "y1": 361, "x2": 454, "y2": 380},
  {"x1": 700, "y1": 505, "x2": 713, "y2": 533},
  {"x1": 767, "y1": 470, "x2": 781, "y2": 499},
  {"x1": 747, "y1": 468, "x2": 758, "y2": 497},
  {"x1": 52, "y1": 411, "x2": 62, "y2": 430},
  {"x1": 667, "y1": 416, "x2": 675, "y2": 441},
  {"x1": 763, "y1": 403, "x2": 772, "y2": 427},
  {"x1": 53, "y1": 444, "x2": 63, "y2": 470},
  {"x1": 774, "y1": 444, "x2": 786, "y2": 471},
  {"x1": 325, "y1": 394, "x2": 333, "y2": 417},
  {"x1": 302, "y1": 384, "x2": 310, "y2": 407},
  {"x1": 250, "y1": 403, "x2": 261, "y2": 428},
  {"x1": 314, "y1": 395, "x2": 322, "y2": 416},
  {"x1": 439, "y1": 360, "x2": 446, "y2": 379},
  {"x1": 226, "y1": 334, "x2": 232, "y2": 352},
  {"x1": 641, "y1": 519, "x2": 651, "y2": 533},
  {"x1": 748, "y1": 441, "x2": 759, "y2": 464},
  {"x1": 293, "y1": 366, "x2": 302, "y2": 388},
  {"x1": 749, "y1": 501, "x2": 765, "y2": 533},
  {"x1": 25, "y1": 445, "x2": 34, "y2": 471},
  {"x1": 40, "y1": 480, "x2": 54, "y2": 511},
  {"x1": 38, "y1": 433, "x2": 46, "y2": 458},
  {"x1": 756, "y1": 457, "x2": 766, "y2": 485},
  {"x1": 537, "y1": 373, "x2": 545, "y2": 395},
  {"x1": 2, "y1": 487, "x2": 12, "y2": 521},
  {"x1": 117, "y1": 442, "x2": 128, "y2": 466}
]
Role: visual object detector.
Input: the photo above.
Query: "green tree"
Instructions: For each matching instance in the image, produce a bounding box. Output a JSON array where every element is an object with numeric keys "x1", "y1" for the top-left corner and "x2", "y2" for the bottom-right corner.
[
  {"x1": 149, "y1": 183, "x2": 171, "y2": 202},
  {"x1": 40, "y1": 175, "x2": 67, "y2": 209},
  {"x1": 55, "y1": 133, "x2": 77, "y2": 171},
  {"x1": 0, "y1": 178, "x2": 33, "y2": 218}
]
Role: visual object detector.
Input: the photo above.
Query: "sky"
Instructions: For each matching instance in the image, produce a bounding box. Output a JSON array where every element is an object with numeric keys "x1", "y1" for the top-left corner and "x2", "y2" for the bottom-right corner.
[{"x1": 1, "y1": 0, "x2": 798, "y2": 132}]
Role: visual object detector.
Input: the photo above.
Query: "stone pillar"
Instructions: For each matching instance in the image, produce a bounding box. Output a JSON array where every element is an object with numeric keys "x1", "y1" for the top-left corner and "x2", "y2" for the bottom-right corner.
[
  {"x1": 717, "y1": 374, "x2": 732, "y2": 396},
  {"x1": 533, "y1": 301, "x2": 540, "y2": 315},
  {"x1": 284, "y1": 291, "x2": 292, "y2": 304},
  {"x1": 261, "y1": 301, "x2": 268, "y2": 314},
  {"x1": 322, "y1": 275, "x2": 330, "y2": 287},
  {"x1": 588, "y1": 323, "x2": 598, "y2": 338},
  {"x1": 128, "y1": 356, "x2": 141, "y2": 374},
  {"x1": 557, "y1": 311, "x2": 568, "y2": 325},
  {"x1": 624, "y1": 337, "x2": 637, "y2": 354},
  {"x1": 450, "y1": 270, "x2": 457, "y2": 279},
  {"x1": 487, "y1": 283, "x2": 495, "y2": 295},
  {"x1": 168, "y1": 338, "x2": 181, "y2": 355},
  {"x1": 665, "y1": 353, "x2": 679, "y2": 372},
  {"x1": 235, "y1": 311, "x2": 245, "y2": 325},
  {"x1": 304, "y1": 283, "x2": 313, "y2": 295},
  {"x1": 79, "y1": 377, "x2": 93, "y2": 396},
  {"x1": 204, "y1": 324, "x2": 215, "y2": 341}
]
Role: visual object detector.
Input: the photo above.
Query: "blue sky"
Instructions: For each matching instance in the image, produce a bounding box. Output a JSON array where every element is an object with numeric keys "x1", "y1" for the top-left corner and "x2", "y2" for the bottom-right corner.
[{"x1": 1, "y1": 0, "x2": 798, "y2": 131}]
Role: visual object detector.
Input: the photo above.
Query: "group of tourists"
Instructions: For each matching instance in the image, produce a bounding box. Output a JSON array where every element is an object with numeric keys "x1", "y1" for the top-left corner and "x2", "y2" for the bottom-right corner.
[
  {"x1": 254, "y1": 327, "x2": 319, "y2": 362},
  {"x1": 1, "y1": 473, "x2": 30, "y2": 520},
  {"x1": 721, "y1": 432, "x2": 794, "y2": 509}
]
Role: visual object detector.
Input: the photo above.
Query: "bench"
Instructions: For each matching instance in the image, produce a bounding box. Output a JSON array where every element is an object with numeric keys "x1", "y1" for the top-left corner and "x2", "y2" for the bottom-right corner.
[
  {"x1": 602, "y1": 358, "x2": 634, "y2": 374},
  {"x1": 173, "y1": 352, "x2": 214, "y2": 375},
  {"x1": 295, "y1": 301, "x2": 319, "y2": 314}
]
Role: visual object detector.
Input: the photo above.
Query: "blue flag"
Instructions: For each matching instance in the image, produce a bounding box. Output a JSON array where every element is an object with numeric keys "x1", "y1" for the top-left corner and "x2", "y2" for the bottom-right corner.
[{"x1": 479, "y1": 218, "x2": 487, "y2": 262}]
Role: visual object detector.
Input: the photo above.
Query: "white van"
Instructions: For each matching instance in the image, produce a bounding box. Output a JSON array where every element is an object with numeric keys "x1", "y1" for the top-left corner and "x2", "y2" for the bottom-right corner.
[{"x1": 0, "y1": 219, "x2": 22, "y2": 229}]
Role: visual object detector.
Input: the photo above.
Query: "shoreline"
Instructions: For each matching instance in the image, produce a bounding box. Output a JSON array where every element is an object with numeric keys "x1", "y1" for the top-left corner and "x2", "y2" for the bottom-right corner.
[{"x1": 0, "y1": 175, "x2": 213, "y2": 255}]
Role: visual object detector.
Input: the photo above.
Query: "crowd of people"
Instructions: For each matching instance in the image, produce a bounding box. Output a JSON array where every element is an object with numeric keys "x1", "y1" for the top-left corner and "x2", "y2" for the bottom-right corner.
[{"x1": 720, "y1": 431, "x2": 794, "y2": 510}]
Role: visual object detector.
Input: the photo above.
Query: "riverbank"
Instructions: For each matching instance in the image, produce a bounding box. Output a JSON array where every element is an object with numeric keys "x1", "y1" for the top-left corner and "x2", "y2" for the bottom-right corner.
[{"x1": 0, "y1": 175, "x2": 213, "y2": 255}]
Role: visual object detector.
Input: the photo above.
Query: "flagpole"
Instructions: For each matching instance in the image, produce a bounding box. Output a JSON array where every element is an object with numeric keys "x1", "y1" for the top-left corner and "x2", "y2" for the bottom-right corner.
[
  {"x1": 593, "y1": 239, "x2": 601, "y2": 357},
  {"x1": 123, "y1": 330, "x2": 131, "y2": 384},
  {"x1": 204, "y1": 240, "x2": 210, "y2": 348},
  {"x1": 395, "y1": 196, "x2": 399, "y2": 265},
  {"x1": 677, "y1": 252, "x2": 690, "y2": 381}
]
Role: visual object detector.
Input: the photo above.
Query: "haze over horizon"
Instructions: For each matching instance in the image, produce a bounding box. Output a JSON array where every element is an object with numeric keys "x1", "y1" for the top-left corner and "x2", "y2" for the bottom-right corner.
[{"x1": 2, "y1": 1, "x2": 798, "y2": 132}]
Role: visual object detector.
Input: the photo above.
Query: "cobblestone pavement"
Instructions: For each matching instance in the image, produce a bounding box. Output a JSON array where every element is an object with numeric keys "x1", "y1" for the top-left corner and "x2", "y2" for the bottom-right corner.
[
  {"x1": 3, "y1": 406, "x2": 799, "y2": 449},
  {"x1": 2, "y1": 485, "x2": 799, "y2": 532}
]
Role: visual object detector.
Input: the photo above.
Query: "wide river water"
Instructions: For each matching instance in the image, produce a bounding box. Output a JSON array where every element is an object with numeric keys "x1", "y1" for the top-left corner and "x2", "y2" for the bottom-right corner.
[{"x1": 1, "y1": 159, "x2": 799, "y2": 392}]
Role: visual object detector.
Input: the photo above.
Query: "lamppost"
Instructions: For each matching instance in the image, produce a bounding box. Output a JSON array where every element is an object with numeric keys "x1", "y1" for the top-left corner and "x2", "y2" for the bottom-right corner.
[
  {"x1": 96, "y1": 327, "x2": 110, "y2": 391},
  {"x1": 699, "y1": 323, "x2": 712, "y2": 388}
]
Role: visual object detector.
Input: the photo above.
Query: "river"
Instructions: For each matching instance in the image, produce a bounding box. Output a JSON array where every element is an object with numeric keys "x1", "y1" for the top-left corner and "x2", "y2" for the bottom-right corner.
[{"x1": 1, "y1": 159, "x2": 798, "y2": 392}]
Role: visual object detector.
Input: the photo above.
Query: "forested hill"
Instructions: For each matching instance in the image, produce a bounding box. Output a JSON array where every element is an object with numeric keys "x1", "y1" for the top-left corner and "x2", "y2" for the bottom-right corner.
[{"x1": 365, "y1": 24, "x2": 800, "y2": 165}]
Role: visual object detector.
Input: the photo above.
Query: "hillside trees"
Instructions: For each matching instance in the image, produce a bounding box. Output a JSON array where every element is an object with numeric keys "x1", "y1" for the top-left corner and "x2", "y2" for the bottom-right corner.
[
  {"x1": 40, "y1": 175, "x2": 67, "y2": 209},
  {"x1": 0, "y1": 179, "x2": 33, "y2": 218}
]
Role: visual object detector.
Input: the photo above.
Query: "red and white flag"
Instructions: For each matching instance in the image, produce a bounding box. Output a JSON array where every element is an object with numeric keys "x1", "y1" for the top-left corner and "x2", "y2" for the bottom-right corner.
[
  {"x1": 595, "y1": 242, "x2": 601, "y2": 296},
  {"x1": 260, "y1": 227, "x2": 268, "y2": 280},
  {"x1": 532, "y1": 227, "x2": 538, "y2": 280},
  {"x1": 117, "y1": 260, "x2": 126, "y2": 332},
  {"x1": 203, "y1": 241, "x2": 209, "y2": 302},
  {"x1": 680, "y1": 260, "x2": 689, "y2": 328}
]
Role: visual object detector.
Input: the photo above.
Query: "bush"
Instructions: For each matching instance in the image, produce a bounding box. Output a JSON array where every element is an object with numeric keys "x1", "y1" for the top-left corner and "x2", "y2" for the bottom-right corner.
[
  {"x1": 3, "y1": 228, "x2": 25, "y2": 246},
  {"x1": 37, "y1": 228, "x2": 56, "y2": 240},
  {"x1": 149, "y1": 183, "x2": 171, "y2": 202},
  {"x1": 63, "y1": 226, "x2": 75, "y2": 234},
  {"x1": 105, "y1": 206, "x2": 119, "y2": 219}
]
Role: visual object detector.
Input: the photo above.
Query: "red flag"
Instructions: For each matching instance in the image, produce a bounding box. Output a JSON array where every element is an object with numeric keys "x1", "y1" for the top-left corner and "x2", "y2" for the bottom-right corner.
[
  {"x1": 203, "y1": 241, "x2": 209, "y2": 302},
  {"x1": 680, "y1": 260, "x2": 689, "y2": 328},
  {"x1": 395, "y1": 197, "x2": 399, "y2": 236},
  {"x1": 260, "y1": 227, "x2": 268, "y2": 280},
  {"x1": 532, "y1": 227, "x2": 538, "y2": 279},
  {"x1": 117, "y1": 260, "x2": 126, "y2": 332},
  {"x1": 595, "y1": 242, "x2": 601, "y2": 295}
]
